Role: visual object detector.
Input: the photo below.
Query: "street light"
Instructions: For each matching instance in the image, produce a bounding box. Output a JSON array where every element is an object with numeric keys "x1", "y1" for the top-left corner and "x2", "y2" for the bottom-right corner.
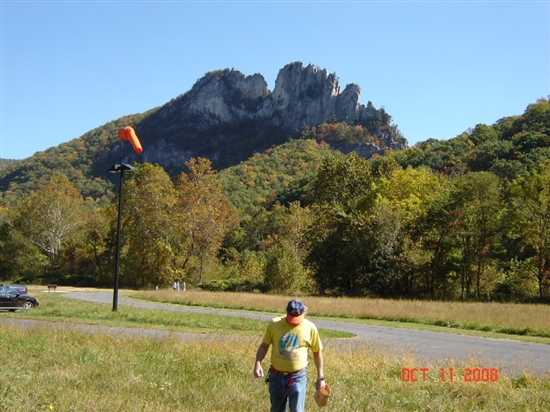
[
  {"x1": 108, "y1": 126, "x2": 143, "y2": 312},
  {"x1": 108, "y1": 163, "x2": 136, "y2": 311}
]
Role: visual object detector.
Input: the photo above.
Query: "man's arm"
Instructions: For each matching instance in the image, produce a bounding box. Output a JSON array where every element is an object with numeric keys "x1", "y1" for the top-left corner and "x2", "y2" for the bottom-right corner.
[
  {"x1": 313, "y1": 351, "x2": 327, "y2": 390},
  {"x1": 253, "y1": 342, "x2": 270, "y2": 378}
]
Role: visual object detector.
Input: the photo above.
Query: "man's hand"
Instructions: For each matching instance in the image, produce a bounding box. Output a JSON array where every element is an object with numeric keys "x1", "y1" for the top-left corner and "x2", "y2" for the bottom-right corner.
[
  {"x1": 253, "y1": 343, "x2": 269, "y2": 378},
  {"x1": 313, "y1": 351, "x2": 326, "y2": 390},
  {"x1": 253, "y1": 362, "x2": 264, "y2": 378},
  {"x1": 316, "y1": 378, "x2": 327, "y2": 391}
]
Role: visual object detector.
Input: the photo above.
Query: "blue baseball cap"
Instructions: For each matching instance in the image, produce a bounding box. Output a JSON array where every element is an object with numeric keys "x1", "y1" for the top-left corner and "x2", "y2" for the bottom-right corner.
[{"x1": 286, "y1": 299, "x2": 306, "y2": 325}]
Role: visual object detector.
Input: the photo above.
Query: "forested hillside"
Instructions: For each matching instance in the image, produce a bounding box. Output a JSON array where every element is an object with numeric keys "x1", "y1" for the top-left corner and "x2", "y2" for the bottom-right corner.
[
  {"x1": 0, "y1": 112, "x2": 151, "y2": 208},
  {"x1": 0, "y1": 159, "x2": 19, "y2": 170},
  {"x1": 394, "y1": 98, "x2": 550, "y2": 179},
  {"x1": 0, "y1": 98, "x2": 549, "y2": 302},
  {"x1": 219, "y1": 139, "x2": 335, "y2": 217}
]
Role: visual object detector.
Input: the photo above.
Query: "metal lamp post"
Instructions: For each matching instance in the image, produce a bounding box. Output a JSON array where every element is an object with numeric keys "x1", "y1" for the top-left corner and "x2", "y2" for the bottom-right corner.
[
  {"x1": 108, "y1": 162, "x2": 136, "y2": 311},
  {"x1": 108, "y1": 126, "x2": 142, "y2": 312}
]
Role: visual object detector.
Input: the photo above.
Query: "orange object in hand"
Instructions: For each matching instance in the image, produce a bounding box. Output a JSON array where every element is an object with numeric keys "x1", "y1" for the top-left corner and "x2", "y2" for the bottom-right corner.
[{"x1": 118, "y1": 126, "x2": 143, "y2": 153}]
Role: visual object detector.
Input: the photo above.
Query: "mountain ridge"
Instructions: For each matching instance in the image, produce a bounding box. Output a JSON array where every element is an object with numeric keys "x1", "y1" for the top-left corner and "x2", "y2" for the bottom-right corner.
[
  {"x1": 0, "y1": 62, "x2": 405, "y2": 206},
  {"x1": 133, "y1": 61, "x2": 406, "y2": 170}
]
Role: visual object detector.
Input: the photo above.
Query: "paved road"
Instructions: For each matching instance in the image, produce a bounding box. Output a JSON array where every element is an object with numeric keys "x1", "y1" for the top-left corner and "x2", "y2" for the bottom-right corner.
[{"x1": 5, "y1": 292, "x2": 550, "y2": 378}]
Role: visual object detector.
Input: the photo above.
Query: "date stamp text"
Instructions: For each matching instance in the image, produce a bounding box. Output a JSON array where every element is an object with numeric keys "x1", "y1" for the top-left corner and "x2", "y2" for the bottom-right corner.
[{"x1": 401, "y1": 367, "x2": 499, "y2": 382}]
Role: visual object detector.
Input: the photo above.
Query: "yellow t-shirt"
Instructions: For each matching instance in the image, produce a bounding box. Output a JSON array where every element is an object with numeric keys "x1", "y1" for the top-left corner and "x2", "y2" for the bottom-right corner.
[{"x1": 262, "y1": 316, "x2": 323, "y2": 372}]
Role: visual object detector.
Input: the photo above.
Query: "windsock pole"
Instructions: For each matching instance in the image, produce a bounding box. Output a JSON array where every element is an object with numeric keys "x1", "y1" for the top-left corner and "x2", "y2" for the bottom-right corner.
[{"x1": 108, "y1": 127, "x2": 143, "y2": 311}]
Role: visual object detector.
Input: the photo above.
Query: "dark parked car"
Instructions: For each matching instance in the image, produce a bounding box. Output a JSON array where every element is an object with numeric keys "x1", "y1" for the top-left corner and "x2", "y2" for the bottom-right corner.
[
  {"x1": 5, "y1": 284, "x2": 28, "y2": 294},
  {"x1": 0, "y1": 286, "x2": 39, "y2": 311}
]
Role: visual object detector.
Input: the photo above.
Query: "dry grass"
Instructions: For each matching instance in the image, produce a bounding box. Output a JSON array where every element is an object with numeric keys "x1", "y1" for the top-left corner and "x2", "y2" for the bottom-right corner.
[
  {"x1": 135, "y1": 290, "x2": 550, "y2": 336},
  {"x1": 3, "y1": 287, "x2": 547, "y2": 410},
  {"x1": 1, "y1": 324, "x2": 549, "y2": 411}
]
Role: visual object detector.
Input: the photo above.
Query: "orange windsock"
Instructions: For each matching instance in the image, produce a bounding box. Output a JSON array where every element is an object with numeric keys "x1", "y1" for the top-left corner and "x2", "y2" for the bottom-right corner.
[{"x1": 118, "y1": 126, "x2": 143, "y2": 153}]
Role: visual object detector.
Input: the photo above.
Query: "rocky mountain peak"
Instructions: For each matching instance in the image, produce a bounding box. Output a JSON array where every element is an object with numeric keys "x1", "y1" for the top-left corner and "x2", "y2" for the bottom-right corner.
[
  {"x1": 171, "y1": 62, "x2": 366, "y2": 130},
  {"x1": 135, "y1": 62, "x2": 406, "y2": 170}
]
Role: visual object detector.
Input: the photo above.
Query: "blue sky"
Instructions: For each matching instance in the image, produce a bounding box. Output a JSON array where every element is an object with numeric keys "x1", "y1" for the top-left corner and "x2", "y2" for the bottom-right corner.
[{"x1": 1, "y1": 1, "x2": 549, "y2": 160}]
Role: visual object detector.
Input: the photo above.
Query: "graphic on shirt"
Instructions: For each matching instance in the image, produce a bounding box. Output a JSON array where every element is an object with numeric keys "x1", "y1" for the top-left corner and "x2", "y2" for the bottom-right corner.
[{"x1": 278, "y1": 332, "x2": 300, "y2": 356}]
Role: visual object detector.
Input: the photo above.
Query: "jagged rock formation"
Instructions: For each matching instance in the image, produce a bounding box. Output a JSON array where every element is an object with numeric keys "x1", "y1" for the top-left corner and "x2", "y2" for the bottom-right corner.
[
  {"x1": 133, "y1": 62, "x2": 407, "y2": 170},
  {"x1": 0, "y1": 62, "x2": 409, "y2": 208}
]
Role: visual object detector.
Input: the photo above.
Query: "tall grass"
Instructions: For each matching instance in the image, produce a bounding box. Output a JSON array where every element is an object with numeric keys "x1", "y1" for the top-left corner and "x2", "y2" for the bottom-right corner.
[
  {"x1": 136, "y1": 290, "x2": 550, "y2": 338},
  {"x1": 1, "y1": 324, "x2": 548, "y2": 411},
  {"x1": 7, "y1": 291, "x2": 349, "y2": 338}
]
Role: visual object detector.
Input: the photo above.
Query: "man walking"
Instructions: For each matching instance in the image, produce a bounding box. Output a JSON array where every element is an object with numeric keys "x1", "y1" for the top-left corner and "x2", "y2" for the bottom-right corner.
[{"x1": 253, "y1": 299, "x2": 327, "y2": 412}]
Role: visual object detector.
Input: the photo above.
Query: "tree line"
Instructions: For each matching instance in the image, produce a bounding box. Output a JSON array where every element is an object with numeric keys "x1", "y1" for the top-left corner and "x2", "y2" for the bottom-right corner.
[{"x1": 0, "y1": 98, "x2": 549, "y2": 301}]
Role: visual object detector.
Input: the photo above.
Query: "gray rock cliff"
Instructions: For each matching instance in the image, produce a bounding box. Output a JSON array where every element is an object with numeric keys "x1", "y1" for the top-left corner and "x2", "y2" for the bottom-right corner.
[{"x1": 134, "y1": 62, "x2": 407, "y2": 169}]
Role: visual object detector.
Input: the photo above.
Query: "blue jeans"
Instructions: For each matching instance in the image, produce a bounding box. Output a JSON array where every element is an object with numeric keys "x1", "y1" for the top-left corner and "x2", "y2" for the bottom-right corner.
[{"x1": 268, "y1": 368, "x2": 307, "y2": 412}]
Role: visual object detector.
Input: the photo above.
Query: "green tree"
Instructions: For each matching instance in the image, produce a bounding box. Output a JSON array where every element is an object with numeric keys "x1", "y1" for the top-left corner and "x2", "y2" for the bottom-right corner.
[
  {"x1": 453, "y1": 172, "x2": 504, "y2": 299},
  {"x1": 264, "y1": 240, "x2": 306, "y2": 294},
  {"x1": 239, "y1": 249, "x2": 266, "y2": 289},
  {"x1": 307, "y1": 152, "x2": 373, "y2": 206},
  {"x1": 376, "y1": 166, "x2": 456, "y2": 298},
  {"x1": 508, "y1": 162, "x2": 550, "y2": 298},
  {"x1": 413, "y1": 189, "x2": 460, "y2": 300},
  {"x1": 122, "y1": 164, "x2": 179, "y2": 288},
  {"x1": 84, "y1": 207, "x2": 114, "y2": 286},
  {"x1": 306, "y1": 153, "x2": 379, "y2": 296},
  {"x1": 280, "y1": 201, "x2": 312, "y2": 259},
  {"x1": 12, "y1": 175, "x2": 85, "y2": 276},
  {"x1": 0, "y1": 219, "x2": 48, "y2": 281},
  {"x1": 177, "y1": 158, "x2": 234, "y2": 284}
]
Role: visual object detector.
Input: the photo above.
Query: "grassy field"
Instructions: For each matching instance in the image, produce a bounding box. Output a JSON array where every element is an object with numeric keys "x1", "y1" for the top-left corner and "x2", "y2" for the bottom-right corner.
[
  {"x1": 2, "y1": 324, "x2": 549, "y2": 411},
  {"x1": 1, "y1": 287, "x2": 549, "y2": 411},
  {"x1": 3, "y1": 290, "x2": 348, "y2": 338},
  {"x1": 134, "y1": 289, "x2": 550, "y2": 340}
]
